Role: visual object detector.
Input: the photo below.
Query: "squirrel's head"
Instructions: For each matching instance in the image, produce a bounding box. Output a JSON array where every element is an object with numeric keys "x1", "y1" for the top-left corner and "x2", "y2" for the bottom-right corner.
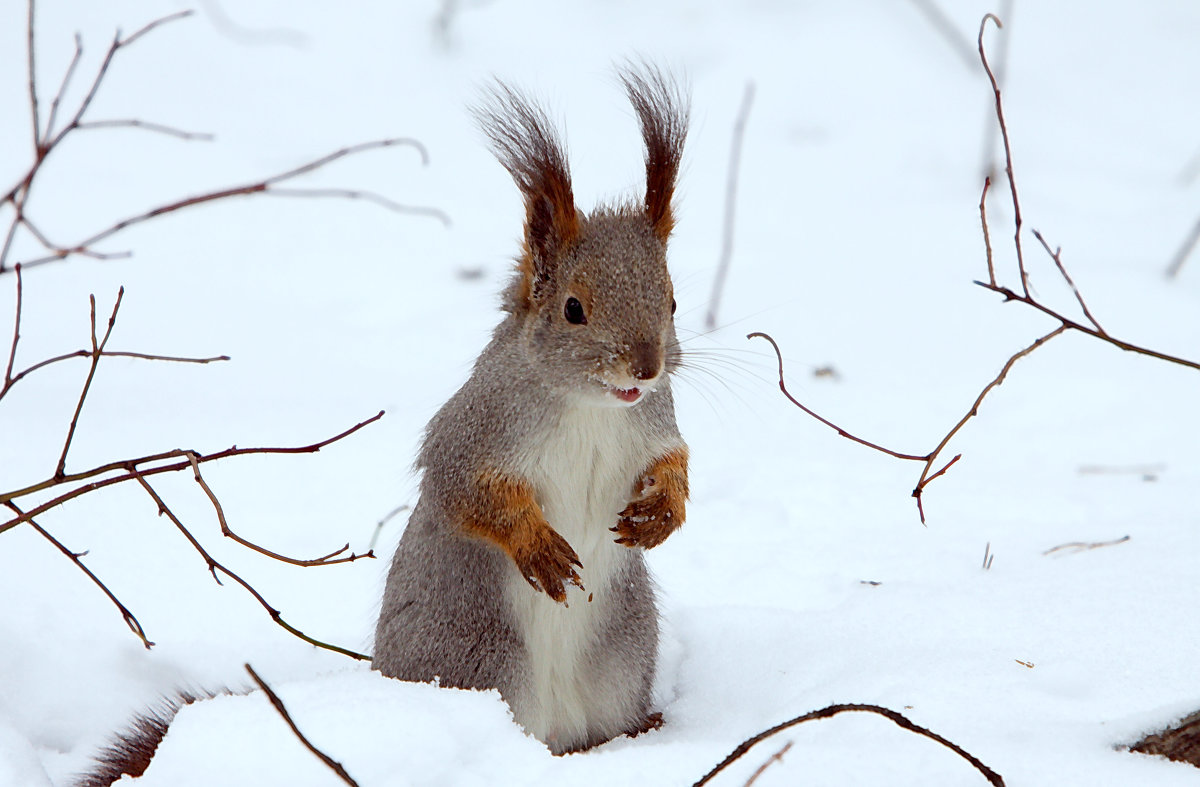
[{"x1": 478, "y1": 65, "x2": 689, "y2": 407}]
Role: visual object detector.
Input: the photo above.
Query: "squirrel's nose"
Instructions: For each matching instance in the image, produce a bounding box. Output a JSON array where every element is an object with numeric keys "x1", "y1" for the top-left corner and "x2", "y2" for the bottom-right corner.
[{"x1": 629, "y1": 341, "x2": 661, "y2": 381}]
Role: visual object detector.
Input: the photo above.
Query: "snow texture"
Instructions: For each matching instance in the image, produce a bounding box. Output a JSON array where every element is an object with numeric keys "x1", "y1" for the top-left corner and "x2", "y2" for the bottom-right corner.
[{"x1": 1, "y1": 1, "x2": 1199, "y2": 785}]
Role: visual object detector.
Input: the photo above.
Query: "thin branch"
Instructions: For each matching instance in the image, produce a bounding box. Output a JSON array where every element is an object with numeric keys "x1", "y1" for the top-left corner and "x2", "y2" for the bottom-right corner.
[
  {"x1": 750, "y1": 328, "x2": 1061, "y2": 524},
  {"x1": 1031, "y1": 229, "x2": 1105, "y2": 335},
  {"x1": 4, "y1": 265, "x2": 22, "y2": 388},
  {"x1": 978, "y1": 0, "x2": 1013, "y2": 181},
  {"x1": 743, "y1": 740, "x2": 793, "y2": 787},
  {"x1": 47, "y1": 11, "x2": 195, "y2": 151},
  {"x1": 2, "y1": 347, "x2": 228, "y2": 403},
  {"x1": 245, "y1": 664, "x2": 361, "y2": 787},
  {"x1": 978, "y1": 13, "x2": 1027, "y2": 297},
  {"x1": 980, "y1": 177, "x2": 995, "y2": 286},
  {"x1": 694, "y1": 703, "x2": 1004, "y2": 787},
  {"x1": 0, "y1": 411, "x2": 386, "y2": 533},
  {"x1": 74, "y1": 119, "x2": 215, "y2": 141},
  {"x1": 266, "y1": 187, "x2": 451, "y2": 226},
  {"x1": 5, "y1": 500, "x2": 154, "y2": 649},
  {"x1": 42, "y1": 34, "x2": 83, "y2": 146},
  {"x1": 186, "y1": 452, "x2": 374, "y2": 567},
  {"x1": 976, "y1": 281, "x2": 1200, "y2": 371},
  {"x1": 368, "y1": 503, "x2": 411, "y2": 551},
  {"x1": 911, "y1": 325, "x2": 1066, "y2": 497},
  {"x1": 1165, "y1": 215, "x2": 1200, "y2": 280},
  {"x1": 132, "y1": 472, "x2": 370, "y2": 661},
  {"x1": 27, "y1": 0, "x2": 41, "y2": 151},
  {"x1": 55, "y1": 287, "x2": 124, "y2": 477},
  {"x1": 705, "y1": 81, "x2": 755, "y2": 331},
  {"x1": 15, "y1": 138, "x2": 436, "y2": 270},
  {"x1": 1043, "y1": 534, "x2": 1130, "y2": 556},
  {"x1": 748, "y1": 332, "x2": 928, "y2": 463}
]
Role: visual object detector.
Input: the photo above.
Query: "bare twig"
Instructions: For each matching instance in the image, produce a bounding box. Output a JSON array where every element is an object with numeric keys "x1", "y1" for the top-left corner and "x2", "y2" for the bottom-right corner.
[
  {"x1": 368, "y1": 503, "x2": 411, "y2": 551},
  {"x1": 3, "y1": 265, "x2": 22, "y2": 388},
  {"x1": 980, "y1": 177, "x2": 996, "y2": 286},
  {"x1": 1043, "y1": 534, "x2": 1130, "y2": 556},
  {"x1": 0, "y1": 410, "x2": 386, "y2": 535},
  {"x1": 749, "y1": 329, "x2": 1059, "y2": 523},
  {"x1": 975, "y1": 281, "x2": 1200, "y2": 371},
  {"x1": 245, "y1": 664, "x2": 361, "y2": 787},
  {"x1": 748, "y1": 332, "x2": 927, "y2": 463},
  {"x1": 55, "y1": 288, "x2": 124, "y2": 477},
  {"x1": 187, "y1": 452, "x2": 374, "y2": 566},
  {"x1": 26, "y1": 0, "x2": 41, "y2": 150},
  {"x1": 706, "y1": 81, "x2": 755, "y2": 331},
  {"x1": 42, "y1": 34, "x2": 83, "y2": 149},
  {"x1": 978, "y1": 13, "x2": 1027, "y2": 296},
  {"x1": 910, "y1": 325, "x2": 1067, "y2": 508},
  {"x1": 3, "y1": 5, "x2": 443, "y2": 275},
  {"x1": 979, "y1": 0, "x2": 1013, "y2": 181},
  {"x1": 694, "y1": 703, "x2": 1005, "y2": 787},
  {"x1": 743, "y1": 740, "x2": 793, "y2": 787},
  {"x1": 1165, "y1": 215, "x2": 1200, "y2": 280},
  {"x1": 132, "y1": 471, "x2": 370, "y2": 660},
  {"x1": 74, "y1": 119, "x2": 215, "y2": 141},
  {"x1": 975, "y1": 18, "x2": 1200, "y2": 371},
  {"x1": 5, "y1": 500, "x2": 154, "y2": 649},
  {"x1": 15, "y1": 137, "x2": 438, "y2": 270},
  {"x1": 1031, "y1": 229, "x2": 1105, "y2": 335}
]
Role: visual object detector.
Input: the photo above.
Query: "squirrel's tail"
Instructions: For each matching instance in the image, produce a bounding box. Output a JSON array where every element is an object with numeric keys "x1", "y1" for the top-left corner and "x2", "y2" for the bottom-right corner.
[{"x1": 73, "y1": 689, "x2": 223, "y2": 787}]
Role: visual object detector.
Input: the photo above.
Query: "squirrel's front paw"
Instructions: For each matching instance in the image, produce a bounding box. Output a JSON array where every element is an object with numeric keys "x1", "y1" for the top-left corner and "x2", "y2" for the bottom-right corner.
[
  {"x1": 613, "y1": 451, "x2": 688, "y2": 549},
  {"x1": 514, "y1": 526, "x2": 584, "y2": 604},
  {"x1": 613, "y1": 492, "x2": 683, "y2": 549}
]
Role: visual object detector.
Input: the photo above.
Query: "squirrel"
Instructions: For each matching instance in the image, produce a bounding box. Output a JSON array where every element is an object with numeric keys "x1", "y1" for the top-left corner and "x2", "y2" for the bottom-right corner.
[
  {"x1": 372, "y1": 64, "x2": 691, "y2": 755},
  {"x1": 75, "y1": 67, "x2": 690, "y2": 784}
]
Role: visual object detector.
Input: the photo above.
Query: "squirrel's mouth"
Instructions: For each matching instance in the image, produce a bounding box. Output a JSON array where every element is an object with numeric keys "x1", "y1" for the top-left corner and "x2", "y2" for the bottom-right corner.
[{"x1": 609, "y1": 385, "x2": 642, "y2": 404}]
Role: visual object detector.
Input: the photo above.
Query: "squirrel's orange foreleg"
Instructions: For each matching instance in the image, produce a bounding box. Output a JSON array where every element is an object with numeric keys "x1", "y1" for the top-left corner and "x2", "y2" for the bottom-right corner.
[
  {"x1": 459, "y1": 469, "x2": 583, "y2": 603},
  {"x1": 613, "y1": 447, "x2": 688, "y2": 549}
]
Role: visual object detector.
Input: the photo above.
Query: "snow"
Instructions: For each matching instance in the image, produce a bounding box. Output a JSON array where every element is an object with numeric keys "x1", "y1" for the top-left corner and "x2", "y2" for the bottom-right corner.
[{"x1": 2, "y1": 0, "x2": 1199, "y2": 784}]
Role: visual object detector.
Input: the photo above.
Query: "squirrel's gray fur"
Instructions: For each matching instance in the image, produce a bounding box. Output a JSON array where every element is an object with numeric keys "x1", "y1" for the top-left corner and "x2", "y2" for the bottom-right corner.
[{"x1": 373, "y1": 65, "x2": 691, "y2": 755}]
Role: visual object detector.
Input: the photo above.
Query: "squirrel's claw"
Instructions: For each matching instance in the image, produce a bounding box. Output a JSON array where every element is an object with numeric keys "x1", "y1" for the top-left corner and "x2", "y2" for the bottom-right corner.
[
  {"x1": 514, "y1": 526, "x2": 585, "y2": 604},
  {"x1": 614, "y1": 495, "x2": 682, "y2": 550}
]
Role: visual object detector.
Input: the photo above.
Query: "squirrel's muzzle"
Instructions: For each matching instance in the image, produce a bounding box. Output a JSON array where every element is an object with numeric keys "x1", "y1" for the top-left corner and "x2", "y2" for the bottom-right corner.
[{"x1": 629, "y1": 341, "x2": 662, "y2": 381}]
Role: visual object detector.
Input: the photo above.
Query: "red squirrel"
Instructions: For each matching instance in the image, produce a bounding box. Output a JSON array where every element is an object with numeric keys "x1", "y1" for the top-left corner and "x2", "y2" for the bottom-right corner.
[
  {"x1": 76, "y1": 65, "x2": 690, "y2": 782},
  {"x1": 373, "y1": 64, "x2": 691, "y2": 754}
]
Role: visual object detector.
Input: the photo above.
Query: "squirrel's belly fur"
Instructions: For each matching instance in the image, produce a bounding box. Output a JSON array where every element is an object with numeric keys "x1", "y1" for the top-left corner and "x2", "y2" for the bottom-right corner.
[{"x1": 506, "y1": 398, "x2": 667, "y2": 751}]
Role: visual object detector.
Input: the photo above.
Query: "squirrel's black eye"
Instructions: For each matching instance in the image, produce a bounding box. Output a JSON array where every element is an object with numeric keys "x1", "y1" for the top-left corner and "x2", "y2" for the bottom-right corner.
[
  {"x1": 671, "y1": 298, "x2": 677, "y2": 315},
  {"x1": 564, "y1": 296, "x2": 587, "y2": 325}
]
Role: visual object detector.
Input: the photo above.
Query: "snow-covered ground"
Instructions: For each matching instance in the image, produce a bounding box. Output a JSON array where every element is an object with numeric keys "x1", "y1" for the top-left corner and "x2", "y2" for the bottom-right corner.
[{"x1": 2, "y1": 1, "x2": 1198, "y2": 784}]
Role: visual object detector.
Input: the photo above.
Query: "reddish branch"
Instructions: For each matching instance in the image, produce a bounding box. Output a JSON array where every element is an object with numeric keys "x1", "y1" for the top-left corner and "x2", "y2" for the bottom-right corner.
[
  {"x1": 0, "y1": 410, "x2": 385, "y2": 537},
  {"x1": 133, "y1": 472, "x2": 371, "y2": 661},
  {"x1": 976, "y1": 15, "x2": 1200, "y2": 372},
  {"x1": 978, "y1": 14, "x2": 1029, "y2": 297},
  {"x1": 5, "y1": 499, "x2": 154, "y2": 649},
  {"x1": 2, "y1": 274, "x2": 380, "y2": 657},
  {"x1": 693, "y1": 703, "x2": 1004, "y2": 786},
  {"x1": 752, "y1": 13, "x2": 1200, "y2": 522},
  {"x1": 246, "y1": 664, "x2": 362, "y2": 787},
  {"x1": 3, "y1": 3, "x2": 446, "y2": 275},
  {"x1": 749, "y1": 329, "x2": 1059, "y2": 523}
]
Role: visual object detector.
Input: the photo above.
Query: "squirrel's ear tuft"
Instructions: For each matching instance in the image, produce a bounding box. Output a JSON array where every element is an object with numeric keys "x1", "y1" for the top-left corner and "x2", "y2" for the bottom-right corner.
[
  {"x1": 619, "y1": 63, "x2": 689, "y2": 244},
  {"x1": 476, "y1": 84, "x2": 578, "y2": 307}
]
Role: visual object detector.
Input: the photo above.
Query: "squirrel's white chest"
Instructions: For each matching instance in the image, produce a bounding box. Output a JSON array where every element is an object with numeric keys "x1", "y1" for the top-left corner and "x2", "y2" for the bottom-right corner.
[{"x1": 506, "y1": 400, "x2": 656, "y2": 747}]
